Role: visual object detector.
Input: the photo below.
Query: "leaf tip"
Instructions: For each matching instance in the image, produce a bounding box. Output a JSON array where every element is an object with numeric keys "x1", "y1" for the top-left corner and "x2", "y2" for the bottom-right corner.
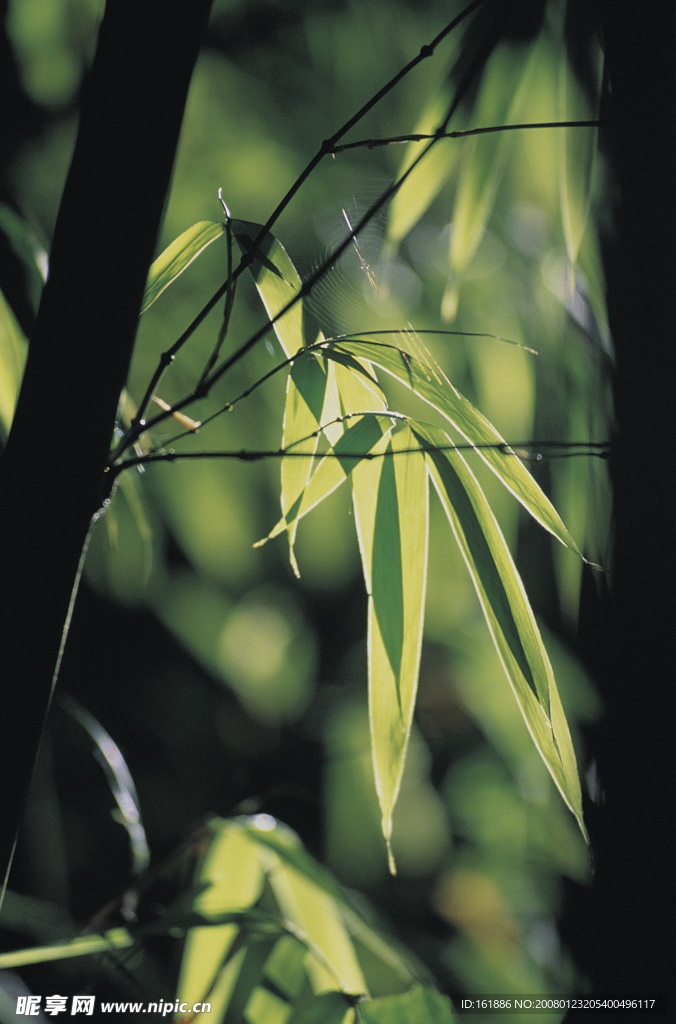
[
  {"x1": 386, "y1": 839, "x2": 397, "y2": 877},
  {"x1": 441, "y1": 283, "x2": 459, "y2": 322}
]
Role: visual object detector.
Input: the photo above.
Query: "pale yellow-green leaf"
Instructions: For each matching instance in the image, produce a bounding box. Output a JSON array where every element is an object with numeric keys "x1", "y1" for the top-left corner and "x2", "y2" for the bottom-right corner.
[
  {"x1": 387, "y1": 90, "x2": 464, "y2": 249},
  {"x1": 444, "y1": 40, "x2": 540, "y2": 318},
  {"x1": 176, "y1": 821, "x2": 267, "y2": 1016},
  {"x1": 416, "y1": 423, "x2": 585, "y2": 836},
  {"x1": 0, "y1": 928, "x2": 134, "y2": 969},
  {"x1": 267, "y1": 849, "x2": 367, "y2": 994},
  {"x1": 558, "y1": 37, "x2": 603, "y2": 277},
  {"x1": 281, "y1": 352, "x2": 330, "y2": 575},
  {"x1": 244, "y1": 820, "x2": 422, "y2": 990},
  {"x1": 231, "y1": 218, "x2": 304, "y2": 358},
  {"x1": 278, "y1": 348, "x2": 386, "y2": 574},
  {"x1": 351, "y1": 426, "x2": 429, "y2": 872},
  {"x1": 323, "y1": 340, "x2": 584, "y2": 559},
  {"x1": 256, "y1": 413, "x2": 392, "y2": 549},
  {"x1": 141, "y1": 220, "x2": 224, "y2": 314},
  {"x1": 0, "y1": 288, "x2": 27, "y2": 437}
]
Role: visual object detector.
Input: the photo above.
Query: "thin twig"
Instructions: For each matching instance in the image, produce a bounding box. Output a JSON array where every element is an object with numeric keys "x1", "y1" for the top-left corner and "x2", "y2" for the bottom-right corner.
[
  {"x1": 113, "y1": 0, "x2": 486, "y2": 460},
  {"x1": 330, "y1": 119, "x2": 602, "y2": 153}
]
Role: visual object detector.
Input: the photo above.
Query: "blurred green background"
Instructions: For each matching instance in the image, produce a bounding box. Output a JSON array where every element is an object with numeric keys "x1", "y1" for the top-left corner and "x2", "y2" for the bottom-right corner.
[{"x1": 1, "y1": 0, "x2": 612, "y2": 1014}]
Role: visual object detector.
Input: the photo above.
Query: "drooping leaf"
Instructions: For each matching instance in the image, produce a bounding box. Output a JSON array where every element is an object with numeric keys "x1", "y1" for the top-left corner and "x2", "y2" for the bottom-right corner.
[
  {"x1": 281, "y1": 351, "x2": 330, "y2": 575},
  {"x1": 243, "y1": 819, "x2": 424, "y2": 992},
  {"x1": 413, "y1": 422, "x2": 585, "y2": 836},
  {"x1": 256, "y1": 413, "x2": 393, "y2": 551},
  {"x1": 141, "y1": 220, "x2": 225, "y2": 314},
  {"x1": 386, "y1": 89, "x2": 464, "y2": 249},
  {"x1": 0, "y1": 287, "x2": 28, "y2": 438},
  {"x1": 262, "y1": 350, "x2": 389, "y2": 566},
  {"x1": 444, "y1": 40, "x2": 540, "y2": 319},
  {"x1": 558, "y1": 10, "x2": 603, "y2": 278},
  {"x1": 231, "y1": 218, "x2": 305, "y2": 358},
  {"x1": 351, "y1": 425, "x2": 429, "y2": 872},
  {"x1": 176, "y1": 820, "x2": 267, "y2": 1018},
  {"x1": 264, "y1": 837, "x2": 368, "y2": 995},
  {"x1": 322, "y1": 339, "x2": 584, "y2": 559}
]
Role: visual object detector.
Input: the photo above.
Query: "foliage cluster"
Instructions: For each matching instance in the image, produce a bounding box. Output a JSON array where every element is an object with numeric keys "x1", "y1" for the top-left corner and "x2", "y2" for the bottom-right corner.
[{"x1": 0, "y1": 1, "x2": 611, "y2": 1020}]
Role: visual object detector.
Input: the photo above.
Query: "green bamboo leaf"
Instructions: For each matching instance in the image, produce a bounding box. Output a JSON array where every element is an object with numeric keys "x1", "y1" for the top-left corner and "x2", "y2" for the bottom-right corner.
[
  {"x1": 279, "y1": 348, "x2": 385, "y2": 575},
  {"x1": 444, "y1": 41, "x2": 539, "y2": 319},
  {"x1": 359, "y1": 986, "x2": 458, "y2": 1024},
  {"x1": 0, "y1": 287, "x2": 28, "y2": 438},
  {"x1": 231, "y1": 218, "x2": 304, "y2": 358},
  {"x1": 351, "y1": 425, "x2": 429, "y2": 872},
  {"x1": 244, "y1": 820, "x2": 424, "y2": 991},
  {"x1": 141, "y1": 220, "x2": 225, "y2": 314},
  {"x1": 0, "y1": 928, "x2": 134, "y2": 969},
  {"x1": 285, "y1": 990, "x2": 355, "y2": 1024},
  {"x1": 256, "y1": 413, "x2": 392, "y2": 551},
  {"x1": 323, "y1": 339, "x2": 584, "y2": 559},
  {"x1": 261, "y1": 351, "x2": 389, "y2": 563},
  {"x1": 281, "y1": 352, "x2": 330, "y2": 575},
  {"x1": 558, "y1": 29, "x2": 603, "y2": 277},
  {"x1": 260, "y1": 832, "x2": 367, "y2": 995},
  {"x1": 222, "y1": 933, "x2": 281, "y2": 1024},
  {"x1": 414, "y1": 422, "x2": 585, "y2": 836},
  {"x1": 176, "y1": 820, "x2": 267, "y2": 1017},
  {"x1": 386, "y1": 90, "x2": 464, "y2": 249}
]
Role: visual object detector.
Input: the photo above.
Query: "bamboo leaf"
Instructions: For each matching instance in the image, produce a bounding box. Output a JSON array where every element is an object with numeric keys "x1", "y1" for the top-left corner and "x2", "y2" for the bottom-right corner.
[
  {"x1": 176, "y1": 821, "x2": 267, "y2": 1018},
  {"x1": 256, "y1": 413, "x2": 392, "y2": 550},
  {"x1": 0, "y1": 928, "x2": 134, "y2": 969},
  {"x1": 414, "y1": 422, "x2": 585, "y2": 836},
  {"x1": 231, "y1": 218, "x2": 304, "y2": 358},
  {"x1": 262, "y1": 347, "x2": 390, "y2": 567},
  {"x1": 387, "y1": 90, "x2": 463, "y2": 248},
  {"x1": 141, "y1": 220, "x2": 224, "y2": 314},
  {"x1": 285, "y1": 990, "x2": 355, "y2": 1024},
  {"x1": 267, "y1": 850, "x2": 367, "y2": 994},
  {"x1": 444, "y1": 42, "x2": 539, "y2": 319},
  {"x1": 351, "y1": 426, "x2": 429, "y2": 872},
  {"x1": 278, "y1": 348, "x2": 386, "y2": 574},
  {"x1": 0, "y1": 287, "x2": 28, "y2": 438},
  {"x1": 281, "y1": 352, "x2": 330, "y2": 575},
  {"x1": 359, "y1": 985, "x2": 458, "y2": 1023},
  {"x1": 323, "y1": 339, "x2": 584, "y2": 559},
  {"x1": 558, "y1": 23, "x2": 603, "y2": 277},
  {"x1": 243, "y1": 819, "x2": 423, "y2": 991}
]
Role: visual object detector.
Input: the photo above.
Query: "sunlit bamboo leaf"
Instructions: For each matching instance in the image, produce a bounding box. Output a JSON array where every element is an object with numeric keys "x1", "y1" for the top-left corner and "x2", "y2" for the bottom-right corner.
[
  {"x1": 141, "y1": 220, "x2": 225, "y2": 314},
  {"x1": 558, "y1": 14, "x2": 603, "y2": 278},
  {"x1": 279, "y1": 347, "x2": 386, "y2": 575},
  {"x1": 0, "y1": 287, "x2": 27, "y2": 437},
  {"x1": 351, "y1": 425, "x2": 429, "y2": 872},
  {"x1": 231, "y1": 818, "x2": 366, "y2": 994},
  {"x1": 414, "y1": 422, "x2": 585, "y2": 836},
  {"x1": 281, "y1": 351, "x2": 330, "y2": 575},
  {"x1": 0, "y1": 928, "x2": 134, "y2": 969},
  {"x1": 386, "y1": 90, "x2": 464, "y2": 249},
  {"x1": 358, "y1": 985, "x2": 458, "y2": 1023},
  {"x1": 322, "y1": 339, "x2": 584, "y2": 559},
  {"x1": 231, "y1": 218, "x2": 305, "y2": 358},
  {"x1": 256, "y1": 413, "x2": 392, "y2": 550},
  {"x1": 221, "y1": 932, "x2": 281, "y2": 1024},
  {"x1": 244, "y1": 818, "x2": 423, "y2": 991},
  {"x1": 176, "y1": 821, "x2": 267, "y2": 1018},
  {"x1": 444, "y1": 41, "x2": 539, "y2": 319}
]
